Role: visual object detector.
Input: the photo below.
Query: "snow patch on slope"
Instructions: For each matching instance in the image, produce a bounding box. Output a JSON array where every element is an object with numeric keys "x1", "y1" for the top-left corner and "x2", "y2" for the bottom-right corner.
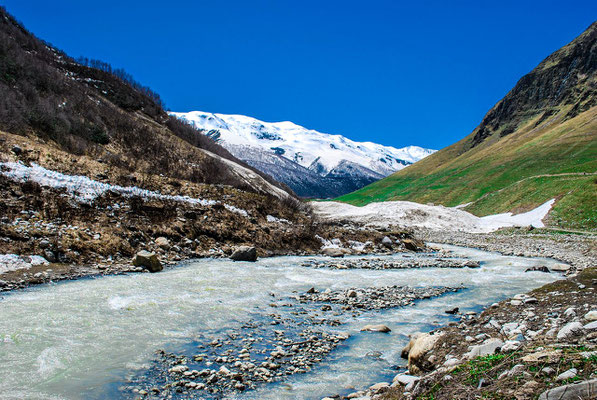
[
  {"x1": 0, "y1": 162, "x2": 249, "y2": 216},
  {"x1": 312, "y1": 199, "x2": 555, "y2": 233},
  {"x1": 0, "y1": 254, "x2": 48, "y2": 274}
]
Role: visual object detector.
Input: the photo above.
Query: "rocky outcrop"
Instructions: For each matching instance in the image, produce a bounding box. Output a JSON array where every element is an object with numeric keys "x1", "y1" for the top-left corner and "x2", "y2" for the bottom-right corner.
[
  {"x1": 229, "y1": 246, "x2": 257, "y2": 262},
  {"x1": 471, "y1": 22, "x2": 597, "y2": 146},
  {"x1": 133, "y1": 251, "x2": 162, "y2": 272}
]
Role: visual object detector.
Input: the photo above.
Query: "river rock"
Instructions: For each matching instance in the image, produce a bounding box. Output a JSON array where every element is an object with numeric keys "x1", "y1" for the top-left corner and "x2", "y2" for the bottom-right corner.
[
  {"x1": 555, "y1": 368, "x2": 577, "y2": 381},
  {"x1": 584, "y1": 321, "x2": 597, "y2": 330},
  {"x1": 584, "y1": 310, "x2": 597, "y2": 322},
  {"x1": 381, "y1": 236, "x2": 393, "y2": 248},
  {"x1": 155, "y1": 237, "x2": 170, "y2": 248},
  {"x1": 369, "y1": 381, "x2": 389, "y2": 392},
  {"x1": 539, "y1": 378, "x2": 597, "y2": 400},
  {"x1": 401, "y1": 332, "x2": 423, "y2": 358},
  {"x1": 361, "y1": 324, "x2": 391, "y2": 333},
  {"x1": 550, "y1": 263, "x2": 571, "y2": 272},
  {"x1": 402, "y1": 238, "x2": 424, "y2": 252},
  {"x1": 133, "y1": 251, "x2": 162, "y2": 272},
  {"x1": 408, "y1": 332, "x2": 444, "y2": 374},
  {"x1": 43, "y1": 249, "x2": 56, "y2": 263},
  {"x1": 465, "y1": 338, "x2": 504, "y2": 359},
  {"x1": 321, "y1": 247, "x2": 345, "y2": 257},
  {"x1": 230, "y1": 246, "x2": 257, "y2": 262},
  {"x1": 556, "y1": 321, "x2": 583, "y2": 340},
  {"x1": 393, "y1": 373, "x2": 420, "y2": 386}
]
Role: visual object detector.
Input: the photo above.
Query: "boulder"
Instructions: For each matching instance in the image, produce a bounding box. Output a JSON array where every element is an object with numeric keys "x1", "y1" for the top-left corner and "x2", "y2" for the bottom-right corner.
[
  {"x1": 550, "y1": 263, "x2": 571, "y2": 272},
  {"x1": 555, "y1": 368, "x2": 577, "y2": 382},
  {"x1": 556, "y1": 321, "x2": 583, "y2": 340},
  {"x1": 407, "y1": 332, "x2": 444, "y2": 374},
  {"x1": 538, "y1": 379, "x2": 597, "y2": 400},
  {"x1": 584, "y1": 321, "x2": 597, "y2": 330},
  {"x1": 230, "y1": 246, "x2": 258, "y2": 262},
  {"x1": 401, "y1": 332, "x2": 423, "y2": 359},
  {"x1": 465, "y1": 338, "x2": 504, "y2": 359},
  {"x1": 381, "y1": 236, "x2": 393, "y2": 248},
  {"x1": 133, "y1": 251, "x2": 162, "y2": 272},
  {"x1": 393, "y1": 374, "x2": 420, "y2": 387},
  {"x1": 361, "y1": 324, "x2": 391, "y2": 333},
  {"x1": 155, "y1": 237, "x2": 170, "y2": 249},
  {"x1": 584, "y1": 310, "x2": 597, "y2": 322},
  {"x1": 321, "y1": 247, "x2": 346, "y2": 257},
  {"x1": 402, "y1": 238, "x2": 424, "y2": 252},
  {"x1": 369, "y1": 382, "x2": 389, "y2": 392}
]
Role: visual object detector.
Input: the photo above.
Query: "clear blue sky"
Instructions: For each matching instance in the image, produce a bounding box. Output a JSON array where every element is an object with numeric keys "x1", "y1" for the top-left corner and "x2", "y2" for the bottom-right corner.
[{"x1": 4, "y1": 1, "x2": 596, "y2": 149}]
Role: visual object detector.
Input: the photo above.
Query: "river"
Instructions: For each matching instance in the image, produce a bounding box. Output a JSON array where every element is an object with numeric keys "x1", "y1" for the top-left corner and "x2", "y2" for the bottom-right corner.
[{"x1": 0, "y1": 245, "x2": 564, "y2": 399}]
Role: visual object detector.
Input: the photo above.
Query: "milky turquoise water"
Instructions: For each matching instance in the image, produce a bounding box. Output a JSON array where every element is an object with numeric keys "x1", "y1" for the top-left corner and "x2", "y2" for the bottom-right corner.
[{"x1": 0, "y1": 245, "x2": 563, "y2": 399}]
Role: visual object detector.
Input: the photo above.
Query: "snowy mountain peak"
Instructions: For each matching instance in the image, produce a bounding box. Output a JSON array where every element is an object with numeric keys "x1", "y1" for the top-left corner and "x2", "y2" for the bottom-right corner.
[{"x1": 170, "y1": 110, "x2": 436, "y2": 198}]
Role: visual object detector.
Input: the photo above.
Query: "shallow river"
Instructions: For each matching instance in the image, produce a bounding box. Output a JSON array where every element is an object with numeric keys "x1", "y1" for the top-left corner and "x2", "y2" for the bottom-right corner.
[{"x1": 0, "y1": 245, "x2": 564, "y2": 399}]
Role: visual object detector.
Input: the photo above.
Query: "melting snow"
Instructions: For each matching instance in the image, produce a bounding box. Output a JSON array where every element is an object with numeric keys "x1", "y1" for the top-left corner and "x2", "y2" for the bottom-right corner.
[
  {"x1": 312, "y1": 199, "x2": 556, "y2": 233},
  {"x1": 0, "y1": 254, "x2": 48, "y2": 274},
  {"x1": 0, "y1": 162, "x2": 248, "y2": 217}
]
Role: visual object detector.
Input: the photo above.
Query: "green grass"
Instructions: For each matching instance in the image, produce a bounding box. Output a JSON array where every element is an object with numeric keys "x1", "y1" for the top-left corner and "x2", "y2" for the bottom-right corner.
[
  {"x1": 464, "y1": 175, "x2": 597, "y2": 231},
  {"x1": 337, "y1": 106, "x2": 597, "y2": 231},
  {"x1": 455, "y1": 353, "x2": 509, "y2": 385}
]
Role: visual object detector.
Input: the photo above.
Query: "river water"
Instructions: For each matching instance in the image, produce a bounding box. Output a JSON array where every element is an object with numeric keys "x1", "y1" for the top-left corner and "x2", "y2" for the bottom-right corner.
[{"x1": 0, "y1": 245, "x2": 564, "y2": 399}]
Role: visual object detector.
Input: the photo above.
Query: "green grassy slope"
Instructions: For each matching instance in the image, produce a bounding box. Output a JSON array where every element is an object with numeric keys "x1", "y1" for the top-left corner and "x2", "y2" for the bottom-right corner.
[{"x1": 337, "y1": 22, "x2": 597, "y2": 231}]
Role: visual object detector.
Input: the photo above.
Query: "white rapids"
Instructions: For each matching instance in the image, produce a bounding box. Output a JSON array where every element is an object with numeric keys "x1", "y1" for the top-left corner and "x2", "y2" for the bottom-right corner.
[{"x1": 0, "y1": 245, "x2": 564, "y2": 399}]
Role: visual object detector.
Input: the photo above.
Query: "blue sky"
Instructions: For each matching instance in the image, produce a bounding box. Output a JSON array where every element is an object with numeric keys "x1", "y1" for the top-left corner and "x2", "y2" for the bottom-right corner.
[{"x1": 4, "y1": 1, "x2": 596, "y2": 149}]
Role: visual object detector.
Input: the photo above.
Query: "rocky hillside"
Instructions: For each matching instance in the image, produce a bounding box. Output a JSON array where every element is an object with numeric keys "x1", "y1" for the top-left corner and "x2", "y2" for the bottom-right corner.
[
  {"x1": 338, "y1": 22, "x2": 597, "y2": 231},
  {"x1": 0, "y1": 7, "x2": 290, "y2": 198},
  {"x1": 171, "y1": 111, "x2": 435, "y2": 198}
]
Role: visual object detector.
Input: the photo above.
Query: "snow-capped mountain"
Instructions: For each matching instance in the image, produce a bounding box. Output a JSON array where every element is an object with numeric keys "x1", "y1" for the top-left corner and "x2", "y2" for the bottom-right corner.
[{"x1": 170, "y1": 111, "x2": 436, "y2": 198}]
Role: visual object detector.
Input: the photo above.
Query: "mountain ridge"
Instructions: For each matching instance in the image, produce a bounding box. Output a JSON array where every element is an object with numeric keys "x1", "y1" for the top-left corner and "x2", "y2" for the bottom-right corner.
[
  {"x1": 337, "y1": 21, "x2": 597, "y2": 230},
  {"x1": 170, "y1": 110, "x2": 435, "y2": 197}
]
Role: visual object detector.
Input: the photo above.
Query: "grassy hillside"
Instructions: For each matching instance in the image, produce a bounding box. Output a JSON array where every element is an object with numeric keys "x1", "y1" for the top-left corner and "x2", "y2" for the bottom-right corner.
[{"x1": 338, "y1": 22, "x2": 597, "y2": 231}]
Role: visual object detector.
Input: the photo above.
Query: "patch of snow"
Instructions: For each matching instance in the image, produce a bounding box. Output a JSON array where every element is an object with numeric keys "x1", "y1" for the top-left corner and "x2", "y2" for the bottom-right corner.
[
  {"x1": 0, "y1": 254, "x2": 48, "y2": 274},
  {"x1": 266, "y1": 215, "x2": 290, "y2": 224},
  {"x1": 312, "y1": 199, "x2": 556, "y2": 233},
  {"x1": 453, "y1": 202, "x2": 472, "y2": 209},
  {"x1": 315, "y1": 235, "x2": 343, "y2": 249},
  {"x1": 0, "y1": 162, "x2": 248, "y2": 217},
  {"x1": 479, "y1": 199, "x2": 555, "y2": 230}
]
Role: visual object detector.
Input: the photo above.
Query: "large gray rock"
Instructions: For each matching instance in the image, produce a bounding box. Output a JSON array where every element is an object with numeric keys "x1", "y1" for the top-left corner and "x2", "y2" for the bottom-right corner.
[
  {"x1": 538, "y1": 378, "x2": 597, "y2": 400},
  {"x1": 465, "y1": 338, "x2": 504, "y2": 359},
  {"x1": 230, "y1": 246, "x2": 258, "y2": 262},
  {"x1": 557, "y1": 322, "x2": 583, "y2": 340},
  {"x1": 133, "y1": 251, "x2": 162, "y2": 272},
  {"x1": 584, "y1": 321, "x2": 597, "y2": 330},
  {"x1": 381, "y1": 236, "x2": 393, "y2": 248},
  {"x1": 321, "y1": 247, "x2": 345, "y2": 258},
  {"x1": 584, "y1": 310, "x2": 597, "y2": 322}
]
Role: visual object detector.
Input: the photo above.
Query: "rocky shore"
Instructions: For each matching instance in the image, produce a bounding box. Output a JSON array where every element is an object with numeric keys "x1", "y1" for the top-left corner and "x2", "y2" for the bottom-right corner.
[
  {"x1": 319, "y1": 229, "x2": 597, "y2": 400},
  {"x1": 420, "y1": 228, "x2": 596, "y2": 271}
]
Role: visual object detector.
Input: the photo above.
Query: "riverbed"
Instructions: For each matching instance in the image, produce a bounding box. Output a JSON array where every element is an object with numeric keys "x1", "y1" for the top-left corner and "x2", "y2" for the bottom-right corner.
[{"x1": 0, "y1": 245, "x2": 565, "y2": 399}]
